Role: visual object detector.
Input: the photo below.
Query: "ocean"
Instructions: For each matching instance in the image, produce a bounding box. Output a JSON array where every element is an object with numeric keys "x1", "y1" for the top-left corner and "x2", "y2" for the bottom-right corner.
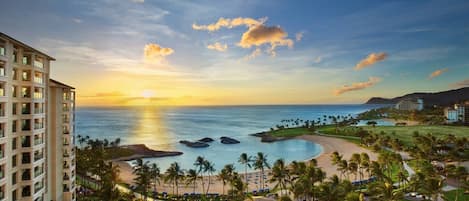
[{"x1": 76, "y1": 104, "x2": 384, "y2": 171}]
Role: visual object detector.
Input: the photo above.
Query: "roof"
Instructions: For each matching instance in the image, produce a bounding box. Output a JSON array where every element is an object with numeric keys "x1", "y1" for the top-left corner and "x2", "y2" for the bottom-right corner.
[
  {"x1": 0, "y1": 32, "x2": 55, "y2": 61},
  {"x1": 49, "y1": 79, "x2": 75, "y2": 89}
]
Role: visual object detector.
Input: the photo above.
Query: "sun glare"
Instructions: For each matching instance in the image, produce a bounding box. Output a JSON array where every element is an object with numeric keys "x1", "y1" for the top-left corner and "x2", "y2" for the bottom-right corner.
[{"x1": 141, "y1": 90, "x2": 154, "y2": 99}]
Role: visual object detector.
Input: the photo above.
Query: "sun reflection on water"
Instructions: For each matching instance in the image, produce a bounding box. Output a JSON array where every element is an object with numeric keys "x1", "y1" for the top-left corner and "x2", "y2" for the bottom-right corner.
[{"x1": 129, "y1": 106, "x2": 174, "y2": 150}]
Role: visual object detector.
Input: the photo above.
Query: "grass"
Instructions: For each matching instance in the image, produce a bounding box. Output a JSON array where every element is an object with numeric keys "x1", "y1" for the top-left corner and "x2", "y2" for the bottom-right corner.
[
  {"x1": 362, "y1": 125, "x2": 469, "y2": 145},
  {"x1": 317, "y1": 125, "x2": 469, "y2": 146},
  {"x1": 443, "y1": 189, "x2": 469, "y2": 201},
  {"x1": 268, "y1": 127, "x2": 314, "y2": 137}
]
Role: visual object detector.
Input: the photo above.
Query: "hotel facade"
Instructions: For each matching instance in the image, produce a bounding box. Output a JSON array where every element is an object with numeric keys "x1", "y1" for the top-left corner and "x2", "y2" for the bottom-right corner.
[{"x1": 0, "y1": 33, "x2": 76, "y2": 201}]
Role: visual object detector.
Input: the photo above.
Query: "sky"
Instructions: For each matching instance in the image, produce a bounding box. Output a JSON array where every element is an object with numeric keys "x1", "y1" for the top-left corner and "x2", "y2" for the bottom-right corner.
[{"x1": 1, "y1": 0, "x2": 469, "y2": 106}]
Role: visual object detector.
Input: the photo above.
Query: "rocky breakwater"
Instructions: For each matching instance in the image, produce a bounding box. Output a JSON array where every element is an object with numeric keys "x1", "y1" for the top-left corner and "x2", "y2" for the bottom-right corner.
[{"x1": 220, "y1": 136, "x2": 240, "y2": 144}]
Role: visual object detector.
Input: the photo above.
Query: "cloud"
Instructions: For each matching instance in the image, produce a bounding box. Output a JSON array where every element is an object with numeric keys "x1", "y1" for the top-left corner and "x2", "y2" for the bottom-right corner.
[
  {"x1": 243, "y1": 48, "x2": 262, "y2": 60},
  {"x1": 238, "y1": 24, "x2": 294, "y2": 56},
  {"x1": 313, "y1": 56, "x2": 322, "y2": 63},
  {"x1": 295, "y1": 32, "x2": 304, "y2": 41},
  {"x1": 144, "y1": 43, "x2": 174, "y2": 64},
  {"x1": 192, "y1": 17, "x2": 265, "y2": 31},
  {"x1": 81, "y1": 91, "x2": 125, "y2": 98},
  {"x1": 334, "y1": 77, "x2": 381, "y2": 95},
  {"x1": 354, "y1": 52, "x2": 388, "y2": 70},
  {"x1": 194, "y1": 17, "x2": 294, "y2": 58},
  {"x1": 72, "y1": 18, "x2": 82, "y2": 24},
  {"x1": 428, "y1": 68, "x2": 448, "y2": 79},
  {"x1": 452, "y1": 79, "x2": 469, "y2": 87},
  {"x1": 131, "y1": 0, "x2": 144, "y2": 3},
  {"x1": 207, "y1": 42, "x2": 228, "y2": 52}
]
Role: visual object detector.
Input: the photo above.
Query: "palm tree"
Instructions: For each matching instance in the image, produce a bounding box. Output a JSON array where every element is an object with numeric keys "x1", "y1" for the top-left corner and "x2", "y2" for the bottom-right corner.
[
  {"x1": 185, "y1": 169, "x2": 198, "y2": 193},
  {"x1": 194, "y1": 156, "x2": 206, "y2": 193},
  {"x1": 218, "y1": 166, "x2": 231, "y2": 195},
  {"x1": 421, "y1": 177, "x2": 444, "y2": 201},
  {"x1": 269, "y1": 159, "x2": 290, "y2": 196},
  {"x1": 337, "y1": 159, "x2": 348, "y2": 180},
  {"x1": 132, "y1": 158, "x2": 151, "y2": 201},
  {"x1": 238, "y1": 153, "x2": 252, "y2": 192},
  {"x1": 203, "y1": 159, "x2": 216, "y2": 194},
  {"x1": 164, "y1": 162, "x2": 184, "y2": 196},
  {"x1": 149, "y1": 163, "x2": 160, "y2": 193},
  {"x1": 99, "y1": 162, "x2": 120, "y2": 200},
  {"x1": 368, "y1": 181, "x2": 404, "y2": 201},
  {"x1": 253, "y1": 152, "x2": 270, "y2": 190}
]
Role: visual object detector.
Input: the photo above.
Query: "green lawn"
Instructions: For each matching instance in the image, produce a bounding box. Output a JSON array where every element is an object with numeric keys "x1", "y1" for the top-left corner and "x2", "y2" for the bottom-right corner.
[
  {"x1": 362, "y1": 125, "x2": 469, "y2": 145},
  {"x1": 443, "y1": 189, "x2": 469, "y2": 201},
  {"x1": 317, "y1": 125, "x2": 469, "y2": 146},
  {"x1": 268, "y1": 127, "x2": 314, "y2": 137}
]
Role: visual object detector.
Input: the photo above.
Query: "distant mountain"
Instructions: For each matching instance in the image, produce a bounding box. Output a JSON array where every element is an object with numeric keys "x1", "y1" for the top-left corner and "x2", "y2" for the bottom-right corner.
[{"x1": 365, "y1": 87, "x2": 469, "y2": 106}]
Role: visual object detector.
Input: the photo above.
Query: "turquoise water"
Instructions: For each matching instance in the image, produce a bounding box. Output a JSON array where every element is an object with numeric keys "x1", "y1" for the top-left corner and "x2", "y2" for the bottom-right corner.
[{"x1": 76, "y1": 105, "x2": 384, "y2": 171}]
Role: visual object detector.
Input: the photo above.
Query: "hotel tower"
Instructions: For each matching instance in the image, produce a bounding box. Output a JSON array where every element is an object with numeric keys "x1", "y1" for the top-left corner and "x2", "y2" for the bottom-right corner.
[{"x1": 0, "y1": 33, "x2": 76, "y2": 201}]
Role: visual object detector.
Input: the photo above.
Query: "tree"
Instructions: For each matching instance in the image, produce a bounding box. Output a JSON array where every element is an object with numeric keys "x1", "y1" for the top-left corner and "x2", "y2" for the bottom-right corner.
[
  {"x1": 99, "y1": 162, "x2": 120, "y2": 200},
  {"x1": 185, "y1": 169, "x2": 198, "y2": 193},
  {"x1": 203, "y1": 159, "x2": 216, "y2": 194},
  {"x1": 218, "y1": 165, "x2": 232, "y2": 195},
  {"x1": 254, "y1": 152, "x2": 270, "y2": 190},
  {"x1": 194, "y1": 156, "x2": 206, "y2": 193},
  {"x1": 164, "y1": 162, "x2": 184, "y2": 196},
  {"x1": 133, "y1": 158, "x2": 151, "y2": 201},
  {"x1": 149, "y1": 163, "x2": 160, "y2": 193},
  {"x1": 238, "y1": 153, "x2": 252, "y2": 192},
  {"x1": 368, "y1": 181, "x2": 404, "y2": 201},
  {"x1": 269, "y1": 159, "x2": 290, "y2": 196}
]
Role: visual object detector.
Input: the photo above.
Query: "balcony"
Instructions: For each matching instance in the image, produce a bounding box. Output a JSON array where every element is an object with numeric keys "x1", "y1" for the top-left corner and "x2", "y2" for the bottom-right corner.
[
  {"x1": 34, "y1": 153, "x2": 43, "y2": 161},
  {"x1": 34, "y1": 123, "x2": 43, "y2": 130},
  {"x1": 0, "y1": 46, "x2": 5, "y2": 56},
  {"x1": 0, "y1": 109, "x2": 4, "y2": 117},
  {"x1": 33, "y1": 59, "x2": 44, "y2": 69},
  {"x1": 22, "y1": 186, "x2": 31, "y2": 197},
  {"x1": 34, "y1": 138, "x2": 43, "y2": 146},
  {"x1": 22, "y1": 171, "x2": 31, "y2": 181},
  {"x1": 34, "y1": 108, "x2": 44, "y2": 114},
  {"x1": 63, "y1": 174, "x2": 70, "y2": 181},
  {"x1": 0, "y1": 130, "x2": 4, "y2": 138},
  {"x1": 63, "y1": 152, "x2": 70, "y2": 158}
]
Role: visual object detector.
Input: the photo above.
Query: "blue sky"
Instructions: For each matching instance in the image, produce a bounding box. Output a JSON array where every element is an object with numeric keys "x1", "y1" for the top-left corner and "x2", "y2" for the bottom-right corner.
[{"x1": 1, "y1": 0, "x2": 468, "y2": 105}]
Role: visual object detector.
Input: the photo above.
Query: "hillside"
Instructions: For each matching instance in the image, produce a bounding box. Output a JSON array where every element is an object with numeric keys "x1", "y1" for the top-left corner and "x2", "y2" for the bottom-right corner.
[{"x1": 365, "y1": 87, "x2": 469, "y2": 106}]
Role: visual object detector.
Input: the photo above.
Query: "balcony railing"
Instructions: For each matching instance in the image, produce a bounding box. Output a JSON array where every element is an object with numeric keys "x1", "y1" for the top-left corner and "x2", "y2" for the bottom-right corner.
[
  {"x1": 0, "y1": 130, "x2": 4, "y2": 138},
  {"x1": 34, "y1": 139, "x2": 43, "y2": 145},
  {"x1": 34, "y1": 169, "x2": 44, "y2": 177},
  {"x1": 34, "y1": 108, "x2": 44, "y2": 114},
  {"x1": 34, "y1": 123, "x2": 44, "y2": 130},
  {"x1": 22, "y1": 172, "x2": 31, "y2": 181},
  {"x1": 34, "y1": 60, "x2": 44, "y2": 68},
  {"x1": 0, "y1": 109, "x2": 4, "y2": 117},
  {"x1": 34, "y1": 153, "x2": 43, "y2": 161},
  {"x1": 0, "y1": 46, "x2": 5, "y2": 56},
  {"x1": 63, "y1": 130, "x2": 70, "y2": 134}
]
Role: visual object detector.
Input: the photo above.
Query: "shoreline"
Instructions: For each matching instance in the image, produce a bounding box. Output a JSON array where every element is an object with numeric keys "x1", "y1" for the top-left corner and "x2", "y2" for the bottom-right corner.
[{"x1": 114, "y1": 133, "x2": 378, "y2": 194}]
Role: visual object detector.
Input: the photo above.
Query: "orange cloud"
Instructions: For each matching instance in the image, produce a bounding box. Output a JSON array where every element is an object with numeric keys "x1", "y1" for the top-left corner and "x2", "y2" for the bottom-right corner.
[
  {"x1": 207, "y1": 42, "x2": 228, "y2": 52},
  {"x1": 334, "y1": 77, "x2": 381, "y2": 95},
  {"x1": 192, "y1": 17, "x2": 265, "y2": 31},
  {"x1": 144, "y1": 43, "x2": 174, "y2": 64},
  {"x1": 428, "y1": 68, "x2": 448, "y2": 79},
  {"x1": 452, "y1": 79, "x2": 469, "y2": 87},
  {"x1": 354, "y1": 52, "x2": 388, "y2": 70},
  {"x1": 243, "y1": 48, "x2": 262, "y2": 60},
  {"x1": 238, "y1": 24, "x2": 293, "y2": 56}
]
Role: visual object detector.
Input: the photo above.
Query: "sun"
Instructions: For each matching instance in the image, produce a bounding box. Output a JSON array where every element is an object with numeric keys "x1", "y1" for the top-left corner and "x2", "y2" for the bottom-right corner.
[{"x1": 141, "y1": 90, "x2": 155, "y2": 99}]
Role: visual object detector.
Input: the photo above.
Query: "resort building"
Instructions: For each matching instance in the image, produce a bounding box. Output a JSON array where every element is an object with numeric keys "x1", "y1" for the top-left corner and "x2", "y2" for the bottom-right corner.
[
  {"x1": 395, "y1": 98, "x2": 424, "y2": 111},
  {"x1": 445, "y1": 102, "x2": 469, "y2": 123},
  {"x1": 0, "y1": 32, "x2": 76, "y2": 201}
]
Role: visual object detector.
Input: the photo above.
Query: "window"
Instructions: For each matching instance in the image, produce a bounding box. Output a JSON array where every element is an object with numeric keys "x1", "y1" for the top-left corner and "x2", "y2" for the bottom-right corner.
[
  {"x1": 22, "y1": 185, "x2": 31, "y2": 197},
  {"x1": 12, "y1": 172, "x2": 17, "y2": 185},
  {"x1": 34, "y1": 164, "x2": 44, "y2": 177},
  {"x1": 63, "y1": 91, "x2": 70, "y2": 101},
  {"x1": 12, "y1": 154, "x2": 17, "y2": 167},
  {"x1": 0, "y1": 123, "x2": 3, "y2": 137},
  {"x1": 21, "y1": 87, "x2": 31, "y2": 98},
  {"x1": 22, "y1": 70, "x2": 31, "y2": 81},
  {"x1": 34, "y1": 87, "x2": 43, "y2": 99},
  {"x1": 12, "y1": 103, "x2": 17, "y2": 115},
  {"x1": 34, "y1": 56, "x2": 44, "y2": 68},
  {"x1": 12, "y1": 120, "x2": 17, "y2": 133},
  {"x1": 12, "y1": 189, "x2": 17, "y2": 201},
  {"x1": 21, "y1": 119, "x2": 31, "y2": 131},
  {"x1": 34, "y1": 134, "x2": 43, "y2": 145},
  {"x1": 34, "y1": 103, "x2": 43, "y2": 114},
  {"x1": 21, "y1": 103, "x2": 30, "y2": 114},
  {"x1": 0, "y1": 103, "x2": 4, "y2": 117},
  {"x1": 22, "y1": 152, "x2": 31, "y2": 164},
  {"x1": 34, "y1": 180, "x2": 44, "y2": 193},
  {"x1": 12, "y1": 68, "x2": 17, "y2": 80},
  {"x1": 12, "y1": 86, "x2": 17, "y2": 98},
  {"x1": 21, "y1": 136, "x2": 31, "y2": 148},
  {"x1": 0, "y1": 41, "x2": 5, "y2": 56},
  {"x1": 34, "y1": 150, "x2": 43, "y2": 161},
  {"x1": 12, "y1": 138, "x2": 17, "y2": 151},
  {"x1": 34, "y1": 72, "x2": 43, "y2": 84},
  {"x1": 0, "y1": 62, "x2": 5, "y2": 76},
  {"x1": 12, "y1": 49, "x2": 18, "y2": 63},
  {"x1": 0, "y1": 82, "x2": 5, "y2": 96},
  {"x1": 0, "y1": 165, "x2": 4, "y2": 179},
  {"x1": 22, "y1": 54, "x2": 31, "y2": 65},
  {"x1": 34, "y1": 118, "x2": 44, "y2": 130},
  {"x1": 0, "y1": 144, "x2": 3, "y2": 159}
]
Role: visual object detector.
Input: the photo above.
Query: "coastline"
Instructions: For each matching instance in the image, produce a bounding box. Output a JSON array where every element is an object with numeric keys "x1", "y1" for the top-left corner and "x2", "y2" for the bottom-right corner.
[{"x1": 114, "y1": 133, "x2": 378, "y2": 194}]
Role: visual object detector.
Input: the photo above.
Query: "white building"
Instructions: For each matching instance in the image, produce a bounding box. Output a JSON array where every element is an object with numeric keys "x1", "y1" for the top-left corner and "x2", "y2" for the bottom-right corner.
[
  {"x1": 445, "y1": 103, "x2": 467, "y2": 123},
  {"x1": 395, "y1": 98, "x2": 424, "y2": 111},
  {"x1": 0, "y1": 32, "x2": 76, "y2": 201}
]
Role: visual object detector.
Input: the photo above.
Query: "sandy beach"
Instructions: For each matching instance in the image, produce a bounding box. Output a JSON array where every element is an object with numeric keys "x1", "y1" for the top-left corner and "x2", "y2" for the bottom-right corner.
[{"x1": 114, "y1": 134, "x2": 378, "y2": 194}]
